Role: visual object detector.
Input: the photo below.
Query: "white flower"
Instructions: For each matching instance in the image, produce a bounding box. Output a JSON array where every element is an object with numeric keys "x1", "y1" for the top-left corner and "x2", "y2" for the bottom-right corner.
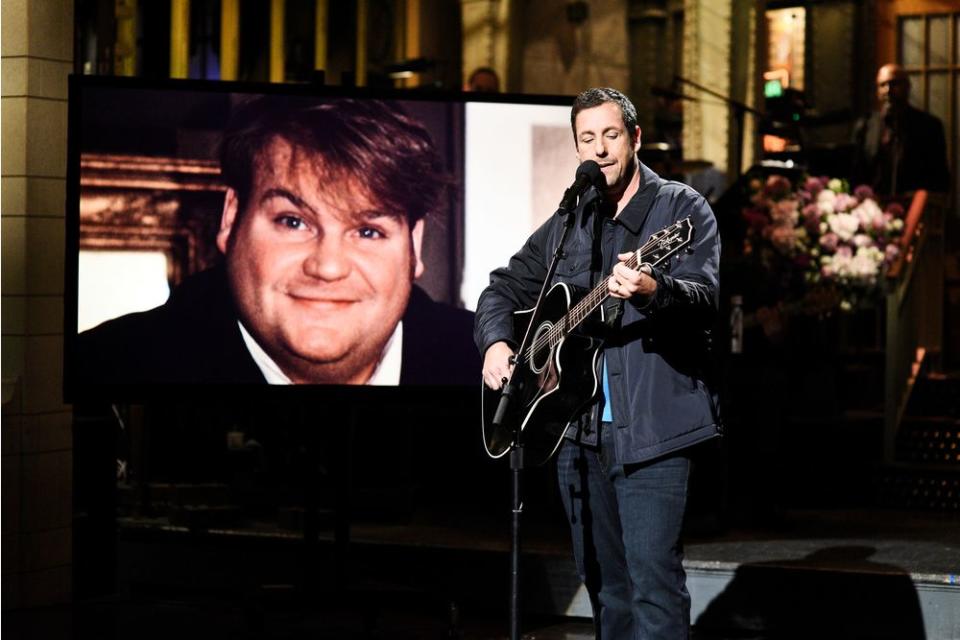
[
  {"x1": 834, "y1": 193, "x2": 858, "y2": 213},
  {"x1": 851, "y1": 247, "x2": 879, "y2": 278},
  {"x1": 817, "y1": 189, "x2": 836, "y2": 215},
  {"x1": 828, "y1": 178, "x2": 843, "y2": 192},
  {"x1": 828, "y1": 212, "x2": 860, "y2": 242},
  {"x1": 851, "y1": 199, "x2": 884, "y2": 229},
  {"x1": 852, "y1": 233, "x2": 872, "y2": 247},
  {"x1": 892, "y1": 218, "x2": 904, "y2": 231}
]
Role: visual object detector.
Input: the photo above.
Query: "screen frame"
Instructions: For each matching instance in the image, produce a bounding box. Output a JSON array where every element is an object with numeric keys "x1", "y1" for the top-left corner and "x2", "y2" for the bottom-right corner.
[{"x1": 63, "y1": 74, "x2": 574, "y2": 404}]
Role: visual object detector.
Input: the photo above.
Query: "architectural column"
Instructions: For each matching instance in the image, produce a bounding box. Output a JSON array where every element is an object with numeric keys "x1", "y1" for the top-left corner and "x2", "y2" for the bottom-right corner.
[
  {"x1": 628, "y1": 1, "x2": 668, "y2": 138},
  {"x1": 460, "y1": 0, "x2": 513, "y2": 91},
  {"x1": 355, "y1": 0, "x2": 368, "y2": 86},
  {"x1": 519, "y1": 0, "x2": 630, "y2": 96},
  {"x1": 170, "y1": 0, "x2": 190, "y2": 78},
  {"x1": 115, "y1": 0, "x2": 137, "y2": 76},
  {"x1": 730, "y1": 0, "x2": 760, "y2": 175},
  {"x1": 1, "y1": 0, "x2": 75, "y2": 609},
  {"x1": 220, "y1": 0, "x2": 240, "y2": 81},
  {"x1": 314, "y1": 0, "x2": 329, "y2": 75},
  {"x1": 270, "y1": 0, "x2": 286, "y2": 82},
  {"x1": 682, "y1": 0, "x2": 732, "y2": 176}
]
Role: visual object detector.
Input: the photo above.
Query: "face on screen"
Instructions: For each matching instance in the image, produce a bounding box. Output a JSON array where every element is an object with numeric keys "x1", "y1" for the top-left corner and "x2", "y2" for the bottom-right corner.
[
  {"x1": 574, "y1": 102, "x2": 641, "y2": 195},
  {"x1": 217, "y1": 137, "x2": 425, "y2": 384}
]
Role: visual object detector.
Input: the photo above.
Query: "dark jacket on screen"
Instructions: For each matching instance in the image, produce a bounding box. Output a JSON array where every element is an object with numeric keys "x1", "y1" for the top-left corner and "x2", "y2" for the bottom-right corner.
[{"x1": 77, "y1": 267, "x2": 479, "y2": 387}]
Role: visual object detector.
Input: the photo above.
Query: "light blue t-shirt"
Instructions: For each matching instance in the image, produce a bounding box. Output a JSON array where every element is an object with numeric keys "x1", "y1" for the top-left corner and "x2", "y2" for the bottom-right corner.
[{"x1": 602, "y1": 357, "x2": 613, "y2": 422}]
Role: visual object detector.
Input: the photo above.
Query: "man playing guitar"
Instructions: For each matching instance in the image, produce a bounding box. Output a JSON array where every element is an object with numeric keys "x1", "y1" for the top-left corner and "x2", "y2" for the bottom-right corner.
[{"x1": 475, "y1": 87, "x2": 721, "y2": 640}]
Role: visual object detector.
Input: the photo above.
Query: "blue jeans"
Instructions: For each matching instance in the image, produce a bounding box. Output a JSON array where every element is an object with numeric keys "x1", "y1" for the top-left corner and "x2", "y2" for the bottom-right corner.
[{"x1": 557, "y1": 424, "x2": 691, "y2": 640}]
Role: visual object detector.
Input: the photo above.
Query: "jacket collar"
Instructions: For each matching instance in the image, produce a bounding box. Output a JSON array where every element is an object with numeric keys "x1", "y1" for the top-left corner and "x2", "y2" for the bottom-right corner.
[{"x1": 615, "y1": 162, "x2": 663, "y2": 235}]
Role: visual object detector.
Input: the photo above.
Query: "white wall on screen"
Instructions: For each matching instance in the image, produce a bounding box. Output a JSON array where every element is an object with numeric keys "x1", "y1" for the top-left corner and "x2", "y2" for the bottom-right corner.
[
  {"x1": 462, "y1": 102, "x2": 577, "y2": 311},
  {"x1": 78, "y1": 250, "x2": 171, "y2": 332}
]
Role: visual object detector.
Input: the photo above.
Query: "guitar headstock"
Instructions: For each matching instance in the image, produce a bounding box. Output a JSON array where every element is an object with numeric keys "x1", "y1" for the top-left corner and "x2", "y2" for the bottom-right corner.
[{"x1": 636, "y1": 217, "x2": 694, "y2": 268}]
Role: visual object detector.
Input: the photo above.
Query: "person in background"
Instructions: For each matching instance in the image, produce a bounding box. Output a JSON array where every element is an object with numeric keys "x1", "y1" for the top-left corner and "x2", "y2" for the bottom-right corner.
[
  {"x1": 464, "y1": 66, "x2": 501, "y2": 93},
  {"x1": 852, "y1": 63, "x2": 949, "y2": 196}
]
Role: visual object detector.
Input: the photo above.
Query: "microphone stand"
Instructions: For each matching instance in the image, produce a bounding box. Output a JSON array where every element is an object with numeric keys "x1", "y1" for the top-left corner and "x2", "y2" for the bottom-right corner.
[{"x1": 493, "y1": 187, "x2": 598, "y2": 640}]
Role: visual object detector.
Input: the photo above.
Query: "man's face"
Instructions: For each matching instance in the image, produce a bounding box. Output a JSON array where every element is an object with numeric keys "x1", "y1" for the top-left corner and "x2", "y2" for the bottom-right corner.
[
  {"x1": 876, "y1": 65, "x2": 909, "y2": 112},
  {"x1": 217, "y1": 137, "x2": 424, "y2": 384},
  {"x1": 574, "y1": 102, "x2": 641, "y2": 195}
]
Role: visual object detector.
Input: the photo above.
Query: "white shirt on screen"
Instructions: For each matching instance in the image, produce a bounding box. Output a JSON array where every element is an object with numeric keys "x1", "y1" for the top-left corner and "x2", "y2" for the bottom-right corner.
[{"x1": 237, "y1": 321, "x2": 403, "y2": 385}]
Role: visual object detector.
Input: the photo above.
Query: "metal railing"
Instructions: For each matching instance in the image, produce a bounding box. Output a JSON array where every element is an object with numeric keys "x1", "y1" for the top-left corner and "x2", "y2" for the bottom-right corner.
[{"x1": 884, "y1": 190, "x2": 946, "y2": 463}]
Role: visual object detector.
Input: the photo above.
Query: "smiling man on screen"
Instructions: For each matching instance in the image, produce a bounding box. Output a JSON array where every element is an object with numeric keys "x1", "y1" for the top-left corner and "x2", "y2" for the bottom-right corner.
[{"x1": 78, "y1": 97, "x2": 477, "y2": 386}]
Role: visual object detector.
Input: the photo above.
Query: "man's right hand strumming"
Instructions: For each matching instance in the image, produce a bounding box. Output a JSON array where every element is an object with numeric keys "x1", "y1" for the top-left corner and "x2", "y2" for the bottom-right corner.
[{"x1": 482, "y1": 341, "x2": 515, "y2": 390}]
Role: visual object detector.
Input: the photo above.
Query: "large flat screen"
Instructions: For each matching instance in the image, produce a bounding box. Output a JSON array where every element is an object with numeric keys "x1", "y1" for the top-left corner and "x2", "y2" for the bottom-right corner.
[{"x1": 65, "y1": 76, "x2": 576, "y2": 400}]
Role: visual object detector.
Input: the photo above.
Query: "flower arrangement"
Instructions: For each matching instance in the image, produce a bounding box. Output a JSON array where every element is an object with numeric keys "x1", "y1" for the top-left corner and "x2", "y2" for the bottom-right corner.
[{"x1": 742, "y1": 175, "x2": 905, "y2": 311}]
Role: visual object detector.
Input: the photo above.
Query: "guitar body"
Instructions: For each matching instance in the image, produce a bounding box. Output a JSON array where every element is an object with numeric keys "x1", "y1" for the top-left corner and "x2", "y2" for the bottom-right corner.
[{"x1": 482, "y1": 282, "x2": 602, "y2": 466}]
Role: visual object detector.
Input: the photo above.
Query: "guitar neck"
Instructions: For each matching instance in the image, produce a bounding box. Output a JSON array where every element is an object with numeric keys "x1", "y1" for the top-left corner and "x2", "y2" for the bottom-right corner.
[
  {"x1": 566, "y1": 262, "x2": 633, "y2": 331},
  {"x1": 520, "y1": 216, "x2": 692, "y2": 363},
  {"x1": 535, "y1": 252, "x2": 642, "y2": 355}
]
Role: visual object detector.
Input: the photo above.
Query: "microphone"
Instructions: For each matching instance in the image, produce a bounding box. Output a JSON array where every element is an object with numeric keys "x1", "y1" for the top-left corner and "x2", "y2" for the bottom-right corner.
[{"x1": 558, "y1": 160, "x2": 604, "y2": 214}]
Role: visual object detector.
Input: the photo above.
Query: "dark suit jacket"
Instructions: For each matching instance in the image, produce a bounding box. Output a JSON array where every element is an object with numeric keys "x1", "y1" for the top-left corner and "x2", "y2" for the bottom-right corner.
[
  {"x1": 852, "y1": 105, "x2": 949, "y2": 195},
  {"x1": 76, "y1": 268, "x2": 479, "y2": 387}
]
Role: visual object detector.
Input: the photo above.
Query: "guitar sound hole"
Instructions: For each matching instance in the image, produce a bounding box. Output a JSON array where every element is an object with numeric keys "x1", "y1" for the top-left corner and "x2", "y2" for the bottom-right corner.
[{"x1": 529, "y1": 322, "x2": 554, "y2": 374}]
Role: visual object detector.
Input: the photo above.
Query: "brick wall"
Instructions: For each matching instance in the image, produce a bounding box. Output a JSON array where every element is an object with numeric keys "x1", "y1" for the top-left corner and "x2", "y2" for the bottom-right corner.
[{"x1": 1, "y1": 0, "x2": 75, "y2": 609}]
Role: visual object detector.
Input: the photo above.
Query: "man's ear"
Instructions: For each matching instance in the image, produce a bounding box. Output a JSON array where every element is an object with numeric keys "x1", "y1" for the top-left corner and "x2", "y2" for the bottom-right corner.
[
  {"x1": 633, "y1": 126, "x2": 642, "y2": 153},
  {"x1": 411, "y1": 218, "x2": 426, "y2": 280},
  {"x1": 216, "y1": 188, "x2": 240, "y2": 254}
]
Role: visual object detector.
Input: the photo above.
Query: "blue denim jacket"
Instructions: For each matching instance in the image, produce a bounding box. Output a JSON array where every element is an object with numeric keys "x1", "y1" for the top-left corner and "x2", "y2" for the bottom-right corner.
[{"x1": 475, "y1": 162, "x2": 721, "y2": 465}]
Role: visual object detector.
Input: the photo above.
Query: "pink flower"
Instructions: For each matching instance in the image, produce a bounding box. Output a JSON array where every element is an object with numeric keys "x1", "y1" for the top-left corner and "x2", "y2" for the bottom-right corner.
[
  {"x1": 770, "y1": 224, "x2": 796, "y2": 253},
  {"x1": 804, "y1": 176, "x2": 825, "y2": 195},
  {"x1": 743, "y1": 208, "x2": 769, "y2": 230},
  {"x1": 764, "y1": 175, "x2": 792, "y2": 198},
  {"x1": 854, "y1": 184, "x2": 874, "y2": 201},
  {"x1": 834, "y1": 193, "x2": 858, "y2": 213},
  {"x1": 885, "y1": 244, "x2": 900, "y2": 262},
  {"x1": 885, "y1": 202, "x2": 905, "y2": 218},
  {"x1": 771, "y1": 199, "x2": 799, "y2": 224},
  {"x1": 819, "y1": 232, "x2": 839, "y2": 252}
]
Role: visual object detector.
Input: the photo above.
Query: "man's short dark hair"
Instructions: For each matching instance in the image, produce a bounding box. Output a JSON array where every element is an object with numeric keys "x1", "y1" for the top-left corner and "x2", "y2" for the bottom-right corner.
[
  {"x1": 571, "y1": 87, "x2": 639, "y2": 141},
  {"x1": 220, "y1": 96, "x2": 445, "y2": 224}
]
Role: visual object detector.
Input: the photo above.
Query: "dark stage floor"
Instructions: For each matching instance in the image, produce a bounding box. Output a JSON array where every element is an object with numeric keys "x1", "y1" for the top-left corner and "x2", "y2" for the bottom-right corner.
[{"x1": 8, "y1": 506, "x2": 959, "y2": 639}]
